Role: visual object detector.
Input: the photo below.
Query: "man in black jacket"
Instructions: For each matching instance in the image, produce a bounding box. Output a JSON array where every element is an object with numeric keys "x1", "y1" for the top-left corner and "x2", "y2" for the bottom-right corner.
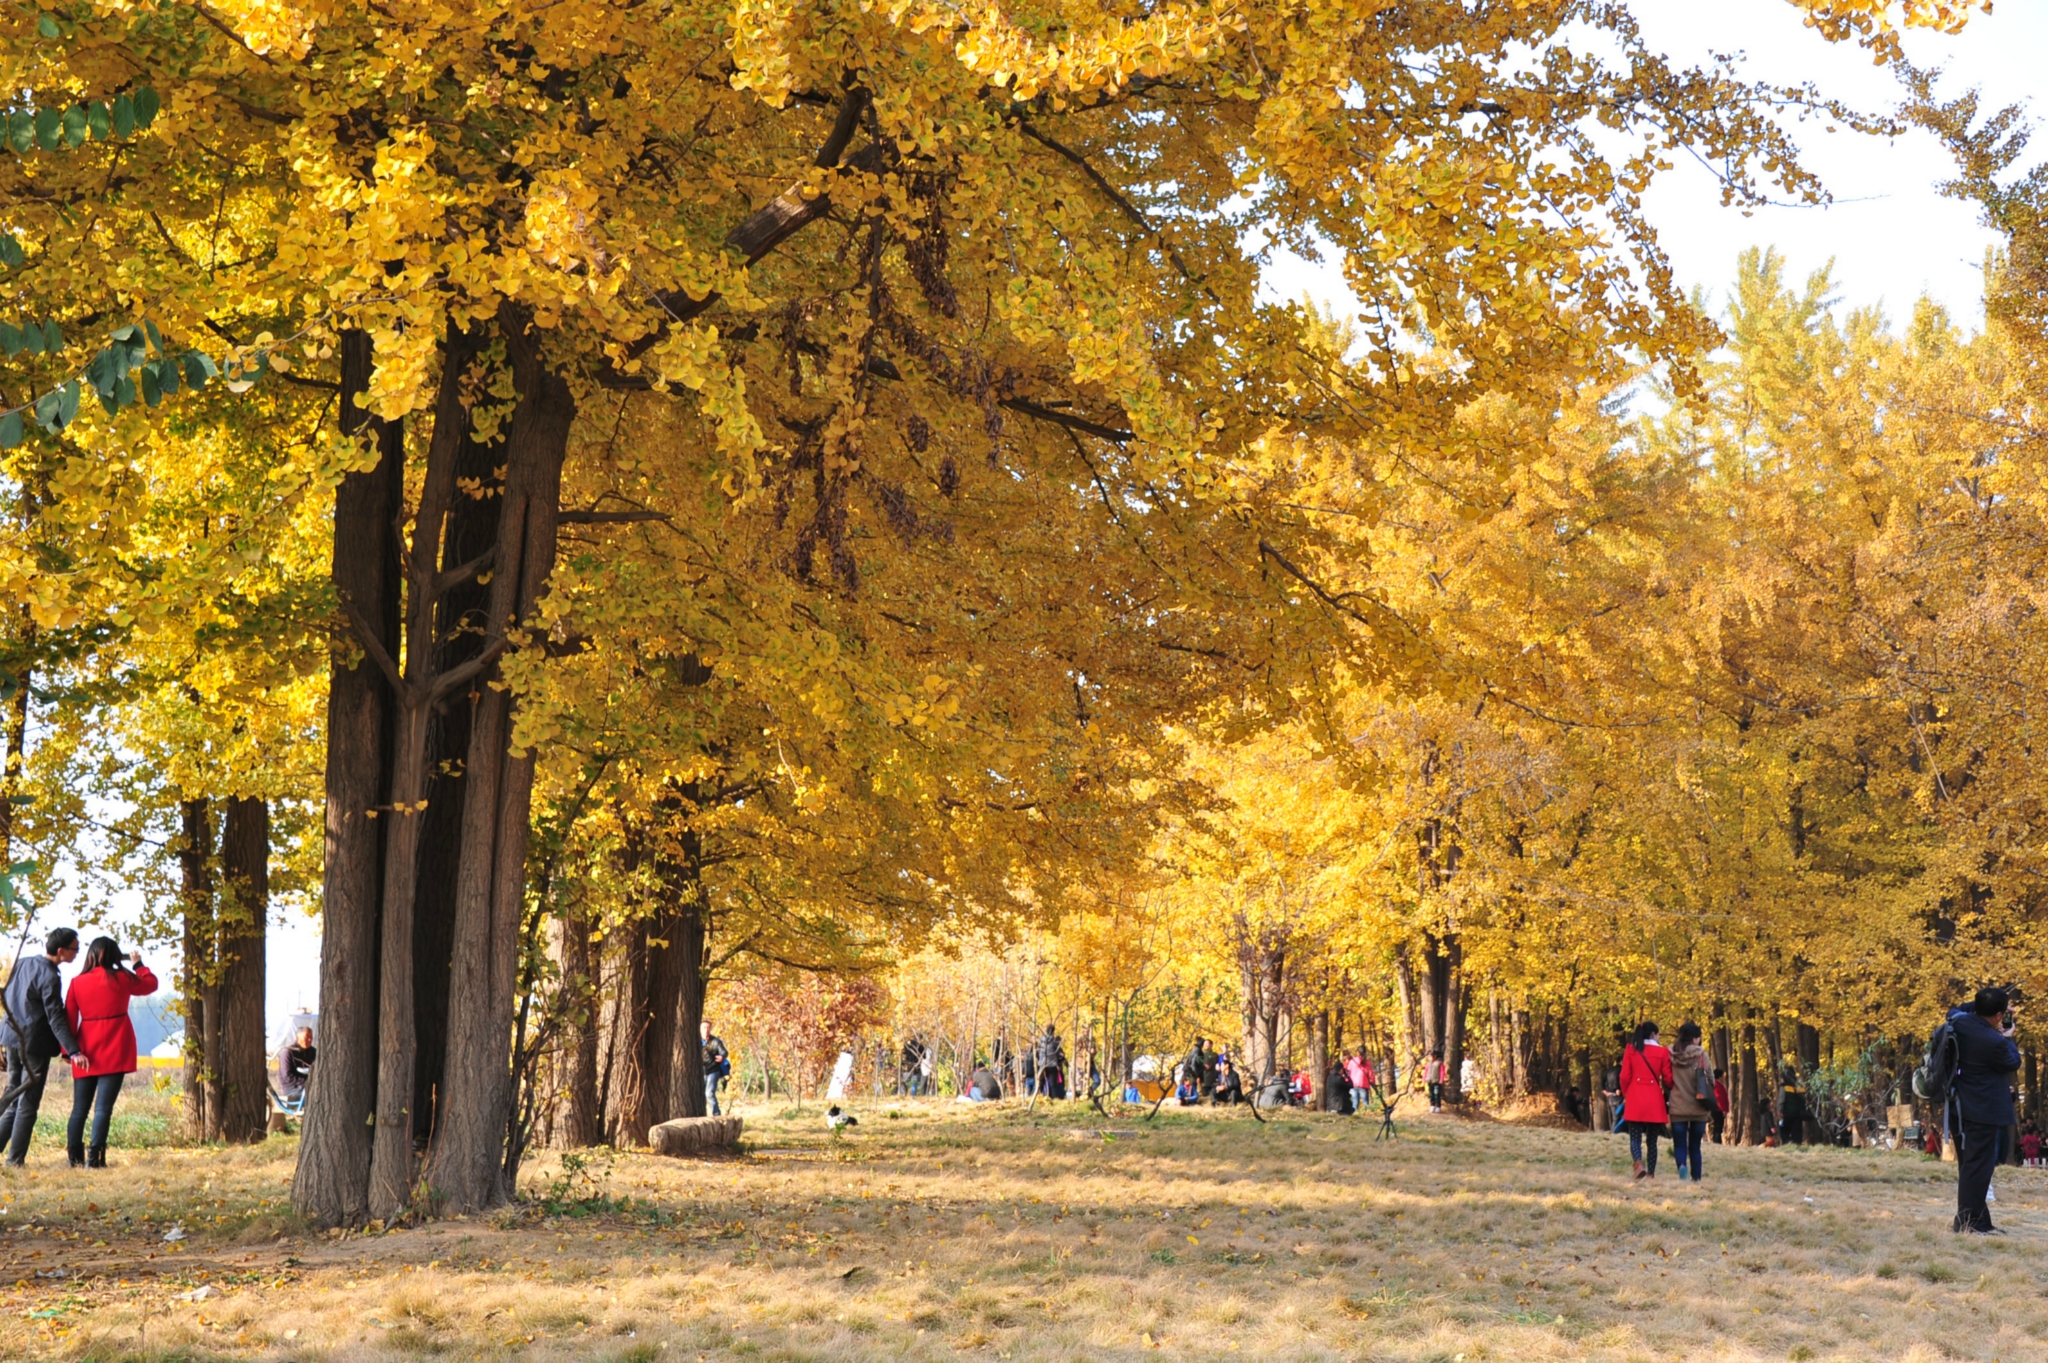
[
  {"x1": 1948, "y1": 986, "x2": 2022, "y2": 1234},
  {"x1": 3, "y1": 928, "x2": 86, "y2": 1167}
]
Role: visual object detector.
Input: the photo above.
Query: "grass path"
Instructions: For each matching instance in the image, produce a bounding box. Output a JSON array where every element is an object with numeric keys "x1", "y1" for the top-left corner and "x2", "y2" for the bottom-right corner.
[{"x1": 0, "y1": 1099, "x2": 2036, "y2": 1362}]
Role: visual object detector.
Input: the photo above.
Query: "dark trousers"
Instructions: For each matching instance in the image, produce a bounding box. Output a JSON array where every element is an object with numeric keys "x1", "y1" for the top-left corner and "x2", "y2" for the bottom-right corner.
[
  {"x1": 5, "y1": 1053, "x2": 52, "y2": 1164},
  {"x1": 0, "y1": 1043, "x2": 24, "y2": 1135},
  {"x1": 1956, "y1": 1118, "x2": 2002, "y2": 1231},
  {"x1": 1671, "y1": 1120, "x2": 1707, "y2": 1179},
  {"x1": 1626, "y1": 1122, "x2": 1662, "y2": 1173},
  {"x1": 68, "y1": 1073, "x2": 125, "y2": 1154}
]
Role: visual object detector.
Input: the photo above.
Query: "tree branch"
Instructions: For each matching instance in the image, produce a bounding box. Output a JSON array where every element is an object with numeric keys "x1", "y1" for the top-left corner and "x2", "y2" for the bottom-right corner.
[
  {"x1": 339, "y1": 601, "x2": 406, "y2": 698},
  {"x1": 1001, "y1": 396, "x2": 1133, "y2": 444},
  {"x1": 428, "y1": 637, "x2": 510, "y2": 705},
  {"x1": 1018, "y1": 122, "x2": 1207, "y2": 294}
]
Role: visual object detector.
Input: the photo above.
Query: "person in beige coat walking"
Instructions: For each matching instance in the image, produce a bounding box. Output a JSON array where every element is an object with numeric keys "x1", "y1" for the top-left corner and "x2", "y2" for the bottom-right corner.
[{"x1": 1667, "y1": 1022, "x2": 1714, "y2": 1182}]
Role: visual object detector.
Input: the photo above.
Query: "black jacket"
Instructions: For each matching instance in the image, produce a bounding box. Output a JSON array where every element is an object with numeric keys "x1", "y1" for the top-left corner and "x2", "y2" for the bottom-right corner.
[
  {"x1": 1948, "y1": 1007, "x2": 2021, "y2": 1127},
  {"x1": 3, "y1": 956, "x2": 80, "y2": 1060}
]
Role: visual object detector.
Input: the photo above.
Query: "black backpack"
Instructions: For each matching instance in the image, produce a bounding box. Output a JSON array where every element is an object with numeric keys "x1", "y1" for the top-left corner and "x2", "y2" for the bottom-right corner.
[{"x1": 1912, "y1": 1018, "x2": 1959, "y2": 1107}]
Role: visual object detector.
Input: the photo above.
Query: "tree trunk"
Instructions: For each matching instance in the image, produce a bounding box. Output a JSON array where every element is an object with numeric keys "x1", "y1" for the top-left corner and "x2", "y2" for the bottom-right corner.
[
  {"x1": 217, "y1": 798, "x2": 270, "y2": 1144},
  {"x1": 1443, "y1": 941, "x2": 1467, "y2": 1104},
  {"x1": 1394, "y1": 956, "x2": 1420, "y2": 1080},
  {"x1": 558, "y1": 906, "x2": 602, "y2": 1148},
  {"x1": 1308, "y1": 1011, "x2": 1328, "y2": 1112},
  {"x1": 1510, "y1": 1005, "x2": 1531, "y2": 1099},
  {"x1": 431, "y1": 312, "x2": 573, "y2": 1213},
  {"x1": 1573, "y1": 1046, "x2": 1593, "y2": 1129},
  {"x1": 1738, "y1": 1022, "x2": 1760, "y2": 1146},
  {"x1": 178, "y1": 798, "x2": 214, "y2": 1142},
  {"x1": 0, "y1": 614, "x2": 30, "y2": 866},
  {"x1": 295, "y1": 329, "x2": 402, "y2": 1226},
  {"x1": 1416, "y1": 944, "x2": 1442, "y2": 1072}
]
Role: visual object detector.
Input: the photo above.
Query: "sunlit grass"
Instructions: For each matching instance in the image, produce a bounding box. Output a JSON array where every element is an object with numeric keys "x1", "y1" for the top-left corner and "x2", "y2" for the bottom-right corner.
[{"x1": 0, "y1": 1096, "x2": 2036, "y2": 1361}]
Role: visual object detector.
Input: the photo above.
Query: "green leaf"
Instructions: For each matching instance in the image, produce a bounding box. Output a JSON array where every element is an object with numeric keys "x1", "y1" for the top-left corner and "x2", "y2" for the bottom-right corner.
[
  {"x1": 155, "y1": 355, "x2": 181, "y2": 396},
  {"x1": 60, "y1": 105, "x2": 86, "y2": 149},
  {"x1": 36, "y1": 13, "x2": 59, "y2": 38},
  {"x1": 34, "y1": 107, "x2": 60, "y2": 152},
  {"x1": 110, "y1": 373, "x2": 132, "y2": 412},
  {"x1": 0, "y1": 236, "x2": 22, "y2": 269},
  {"x1": 134, "y1": 87, "x2": 160, "y2": 128},
  {"x1": 143, "y1": 319, "x2": 163, "y2": 353},
  {"x1": 86, "y1": 345, "x2": 121, "y2": 398},
  {"x1": 183, "y1": 350, "x2": 215, "y2": 387},
  {"x1": 32, "y1": 389, "x2": 60, "y2": 431},
  {"x1": 87, "y1": 101, "x2": 110, "y2": 142},
  {"x1": 21, "y1": 320, "x2": 44, "y2": 355},
  {"x1": 110, "y1": 321, "x2": 141, "y2": 344},
  {"x1": 8, "y1": 111, "x2": 32, "y2": 155},
  {"x1": 111, "y1": 92, "x2": 134, "y2": 139},
  {"x1": 0, "y1": 411, "x2": 21, "y2": 450},
  {"x1": 139, "y1": 364, "x2": 160, "y2": 407},
  {"x1": 59, "y1": 379, "x2": 79, "y2": 426},
  {"x1": 0, "y1": 322, "x2": 20, "y2": 356},
  {"x1": 41, "y1": 318, "x2": 61, "y2": 352}
]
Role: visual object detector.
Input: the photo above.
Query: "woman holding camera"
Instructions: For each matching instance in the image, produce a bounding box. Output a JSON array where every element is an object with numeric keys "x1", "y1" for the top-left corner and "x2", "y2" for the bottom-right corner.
[{"x1": 63, "y1": 937, "x2": 158, "y2": 1168}]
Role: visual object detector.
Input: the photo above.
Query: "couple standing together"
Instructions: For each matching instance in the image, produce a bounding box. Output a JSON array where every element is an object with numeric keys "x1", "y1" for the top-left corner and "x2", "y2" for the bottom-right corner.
[
  {"x1": 1617, "y1": 1020, "x2": 1716, "y2": 1181},
  {"x1": 1, "y1": 928, "x2": 158, "y2": 1168}
]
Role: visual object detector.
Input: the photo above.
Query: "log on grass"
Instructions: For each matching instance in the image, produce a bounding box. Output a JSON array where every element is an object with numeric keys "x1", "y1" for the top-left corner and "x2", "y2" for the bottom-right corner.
[{"x1": 649, "y1": 1115, "x2": 744, "y2": 1157}]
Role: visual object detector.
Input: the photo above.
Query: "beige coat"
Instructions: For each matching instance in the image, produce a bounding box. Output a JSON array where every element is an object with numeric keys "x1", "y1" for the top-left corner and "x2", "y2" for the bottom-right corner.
[{"x1": 1667, "y1": 1041, "x2": 1714, "y2": 1121}]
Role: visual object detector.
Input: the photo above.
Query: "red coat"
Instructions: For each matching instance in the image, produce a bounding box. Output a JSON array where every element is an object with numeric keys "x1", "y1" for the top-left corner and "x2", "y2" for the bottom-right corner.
[
  {"x1": 1618, "y1": 1042, "x2": 1673, "y2": 1124},
  {"x1": 65, "y1": 964, "x2": 159, "y2": 1077}
]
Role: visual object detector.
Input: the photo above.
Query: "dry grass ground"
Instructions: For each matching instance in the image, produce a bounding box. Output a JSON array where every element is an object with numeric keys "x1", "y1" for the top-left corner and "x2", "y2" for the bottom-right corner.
[{"x1": 0, "y1": 1094, "x2": 2038, "y2": 1363}]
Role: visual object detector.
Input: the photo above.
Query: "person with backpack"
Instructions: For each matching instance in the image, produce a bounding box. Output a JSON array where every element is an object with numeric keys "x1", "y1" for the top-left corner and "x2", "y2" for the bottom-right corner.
[
  {"x1": 1937, "y1": 987, "x2": 2021, "y2": 1234},
  {"x1": 2, "y1": 928, "x2": 87, "y2": 1168},
  {"x1": 1618, "y1": 1021, "x2": 1673, "y2": 1179},
  {"x1": 700, "y1": 1020, "x2": 731, "y2": 1116},
  {"x1": 63, "y1": 937, "x2": 158, "y2": 1168},
  {"x1": 1666, "y1": 1022, "x2": 1714, "y2": 1182}
]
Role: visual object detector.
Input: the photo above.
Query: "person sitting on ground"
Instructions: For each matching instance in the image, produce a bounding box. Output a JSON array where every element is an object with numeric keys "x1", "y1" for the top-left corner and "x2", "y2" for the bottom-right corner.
[
  {"x1": 967, "y1": 1061, "x2": 1001, "y2": 1101},
  {"x1": 276, "y1": 1026, "x2": 317, "y2": 1104},
  {"x1": 3, "y1": 928, "x2": 87, "y2": 1168},
  {"x1": 1213, "y1": 1058, "x2": 1243, "y2": 1105},
  {"x1": 1176, "y1": 1074, "x2": 1200, "y2": 1105},
  {"x1": 63, "y1": 937, "x2": 158, "y2": 1168},
  {"x1": 1289, "y1": 1068, "x2": 1312, "y2": 1106}
]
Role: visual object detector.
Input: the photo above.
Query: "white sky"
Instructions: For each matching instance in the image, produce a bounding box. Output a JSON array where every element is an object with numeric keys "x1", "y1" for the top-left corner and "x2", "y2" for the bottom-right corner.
[
  {"x1": 52, "y1": 2, "x2": 2048, "y2": 1043},
  {"x1": 1267, "y1": 0, "x2": 2044, "y2": 328}
]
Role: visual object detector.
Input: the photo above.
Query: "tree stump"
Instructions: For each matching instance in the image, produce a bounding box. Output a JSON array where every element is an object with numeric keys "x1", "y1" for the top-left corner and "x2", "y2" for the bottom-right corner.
[{"x1": 649, "y1": 1115, "x2": 743, "y2": 1156}]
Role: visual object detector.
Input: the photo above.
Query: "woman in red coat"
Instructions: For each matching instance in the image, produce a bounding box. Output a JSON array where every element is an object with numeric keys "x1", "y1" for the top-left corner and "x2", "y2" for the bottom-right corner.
[
  {"x1": 63, "y1": 937, "x2": 158, "y2": 1168},
  {"x1": 1618, "y1": 1020, "x2": 1673, "y2": 1180}
]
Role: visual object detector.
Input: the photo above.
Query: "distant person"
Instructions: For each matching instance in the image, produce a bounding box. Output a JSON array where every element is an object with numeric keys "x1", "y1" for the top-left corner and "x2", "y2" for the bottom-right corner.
[
  {"x1": 1344, "y1": 1049, "x2": 1375, "y2": 1115},
  {"x1": 1424, "y1": 1048, "x2": 1448, "y2": 1114},
  {"x1": 1666, "y1": 1022, "x2": 1713, "y2": 1182},
  {"x1": 967, "y1": 1060, "x2": 1001, "y2": 1101},
  {"x1": 1710, "y1": 1068, "x2": 1729, "y2": 1145},
  {"x1": 700, "y1": 1021, "x2": 730, "y2": 1115},
  {"x1": 1176, "y1": 1073, "x2": 1200, "y2": 1105},
  {"x1": 3, "y1": 928, "x2": 86, "y2": 1168},
  {"x1": 2020, "y1": 1125, "x2": 2041, "y2": 1169},
  {"x1": 1948, "y1": 986, "x2": 2020, "y2": 1234},
  {"x1": 1288, "y1": 1068, "x2": 1312, "y2": 1105},
  {"x1": 276, "y1": 1026, "x2": 317, "y2": 1107},
  {"x1": 63, "y1": 937, "x2": 158, "y2": 1169},
  {"x1": 1324, "y1": 1057, "x2": 1353, "y2": 1115},
  {"x1": 1619, "y1": 1021, "x2": 1673, "y2": 1179},
  {"x1": 1779, "y1": 1065, "x2": 1810, "y2": 1146},
  {"x1": 1034, "y1": 1025, "x2": 1064, "y2": 1099},
  {"x1": 1213, "y1": 1057, "x2": 1243, "y2": 1105},
  {"x1": 1564, "y1": 1084, "x2": 1588, "y2": 1128},
  {"x1": 1184, "y1": 1037, "x2": 1215, "y2": 1100},
  {"x1": 1600, "y1": 1059, "x2": 1623, "y2": 1133},
  {"x1": 901, "y1": 1036, "x2": 927, "y2": 1096}
]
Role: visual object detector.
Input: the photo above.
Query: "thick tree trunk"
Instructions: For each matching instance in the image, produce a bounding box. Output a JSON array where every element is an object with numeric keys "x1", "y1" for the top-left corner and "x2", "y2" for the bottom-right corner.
[
  {"x1": 1415, "y1": 945, "x2": 1442, "y2": 1073},
  {"x1": 295, "y1": 330, "x2": 402, "y2": 1226},
  {"x1": 665, "y1": 826, "x2": 711, "y2": 1122},
  {"x1": 217, "y1": 797, "x2": 270, "y2": 1144},
  {"x1": 1394, "y1": 957, "x2": 1419, "y2": 1079},
  {"x1": 178, "y1": 798, "x2": 214, "y2": 1142},
  {"x1": 1738, "y1": 1022, "x2": 1760, "y2": 1146},
  {"x1": 0, "y1": 615, "x2": 29, "y2": 865},
  {"x1": 1510, "y1": 1005, "x2": 1530, "y2": 1099},
  {"x1": 431, "y1": 314, "x2": 573, "y2": 1212},
  {"x1": 1573, "y1": 1046, "x2": 1593, "y2": 1128},
  {"x1": 1443, "y1": 941, "x2": 1466, "y2": 1104}
]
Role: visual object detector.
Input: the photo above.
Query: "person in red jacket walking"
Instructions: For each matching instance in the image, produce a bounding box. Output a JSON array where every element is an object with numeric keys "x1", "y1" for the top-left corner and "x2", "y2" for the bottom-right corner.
[
  {"x1": 63, "y1": 937, "x2": 158, "y2": 1169},
  {"x1": 1619, "y1": 1020, "x2": 1673, "y2": 1180}
]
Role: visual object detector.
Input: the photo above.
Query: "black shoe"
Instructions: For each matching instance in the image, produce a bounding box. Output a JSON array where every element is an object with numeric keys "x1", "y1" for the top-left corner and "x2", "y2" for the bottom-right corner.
[
  {"x1": 67, "y1": 1144, "x2": 85, "y2": 1169},
  {"x1": 86, "y1": 1145, "x2": 106, "y2": 1169}
]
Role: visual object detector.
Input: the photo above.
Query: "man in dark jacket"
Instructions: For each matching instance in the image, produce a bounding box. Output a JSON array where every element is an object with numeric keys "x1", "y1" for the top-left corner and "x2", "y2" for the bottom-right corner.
[
  {"x1": 3, "y1": 927, "x2": 86, "y2": 1167},
  {"x1": 1949, "y1": 986, "x2": 2021, "y2": 1234}
]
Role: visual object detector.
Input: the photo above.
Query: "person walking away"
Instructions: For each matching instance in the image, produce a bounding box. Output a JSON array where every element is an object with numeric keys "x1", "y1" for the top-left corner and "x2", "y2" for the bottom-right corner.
[
  {"x1": 1599, "y1": 1058, "x2": 1623, "y2": 1133},
  {"x1": 1710, "y1": 1068, "x2": 1729, "y2": 1144},
  {"x1": 1424, "y1": 1048, "x2": 1448, "y2": 1113},
  {"x1": 700, "y1": 1021, "x2": 730, "y2": 1116},
  {"x1": 1343, "y1": 1048, "x2": 1375, "y2": 1115},
  {"x1": 276, "y1": 1026, "x2": 317, "y2": 1108},
  {"x1": 1619, "y1": 1021, "x2": 1673, "y2": 1179},
  {"x1": 3, "y1": 928, "x2": 86, "y2": 1167},
  {"x1": 1949, "y1": 986, "x2": 2020, "y2": 1234},
  {"x1": 1034, "y1": 1025, "x2": 1062, "y2": 1099},
  {"x1": 1666, "y1": 1022, "x2": 1713, "y2": 1182},
  {"x1": 63, "y1": 938, "x2": 158, "y2": 1168}
]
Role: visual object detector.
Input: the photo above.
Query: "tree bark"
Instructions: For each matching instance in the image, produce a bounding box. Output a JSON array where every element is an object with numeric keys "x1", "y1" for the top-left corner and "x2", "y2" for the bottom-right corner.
[
  {"x1": 664, "y1": 822, "x2": 711, "y2": 1122},
  {"x1": 217, "y1": 797, "x2": 270, "y2": 1144},
  {"x1": 1307, "y1": 1010, "x2": 1328, "y2": 1112},
  {"x1": 430, "y1": 311, "x2": 573, "y2": 1212},
  {"x1": 0, "y1": 613, "x2": 30, "y2": 866},
  {"x1": 295, "y1": 329, "x2": 402, "y2": 1226},
  {"x1": 1738, "y1": 1022, "x2": 1760, "y2": 1146},
  {"x1": 178, "y1": 798, "x2": 214, "y2": 1142},
  {"x1": 1443, "y1": 941, "x2": 1466, "y2": 1105},
  {"x1": 1510, "y1": 1005, "x2": 1530, "y2": 1099},
  {"x1": 558, "y1": 905, "x2": 602, "y2": 1148}
]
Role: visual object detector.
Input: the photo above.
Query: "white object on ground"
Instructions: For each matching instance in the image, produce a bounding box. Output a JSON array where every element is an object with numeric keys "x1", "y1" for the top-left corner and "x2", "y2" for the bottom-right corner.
[
  {"x1": 178, "y1": 1284, "x2": 218, "y2": 1302},
  {"x1": 162, "y1": 1226, "x2": 186, "y2": 1242}
]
